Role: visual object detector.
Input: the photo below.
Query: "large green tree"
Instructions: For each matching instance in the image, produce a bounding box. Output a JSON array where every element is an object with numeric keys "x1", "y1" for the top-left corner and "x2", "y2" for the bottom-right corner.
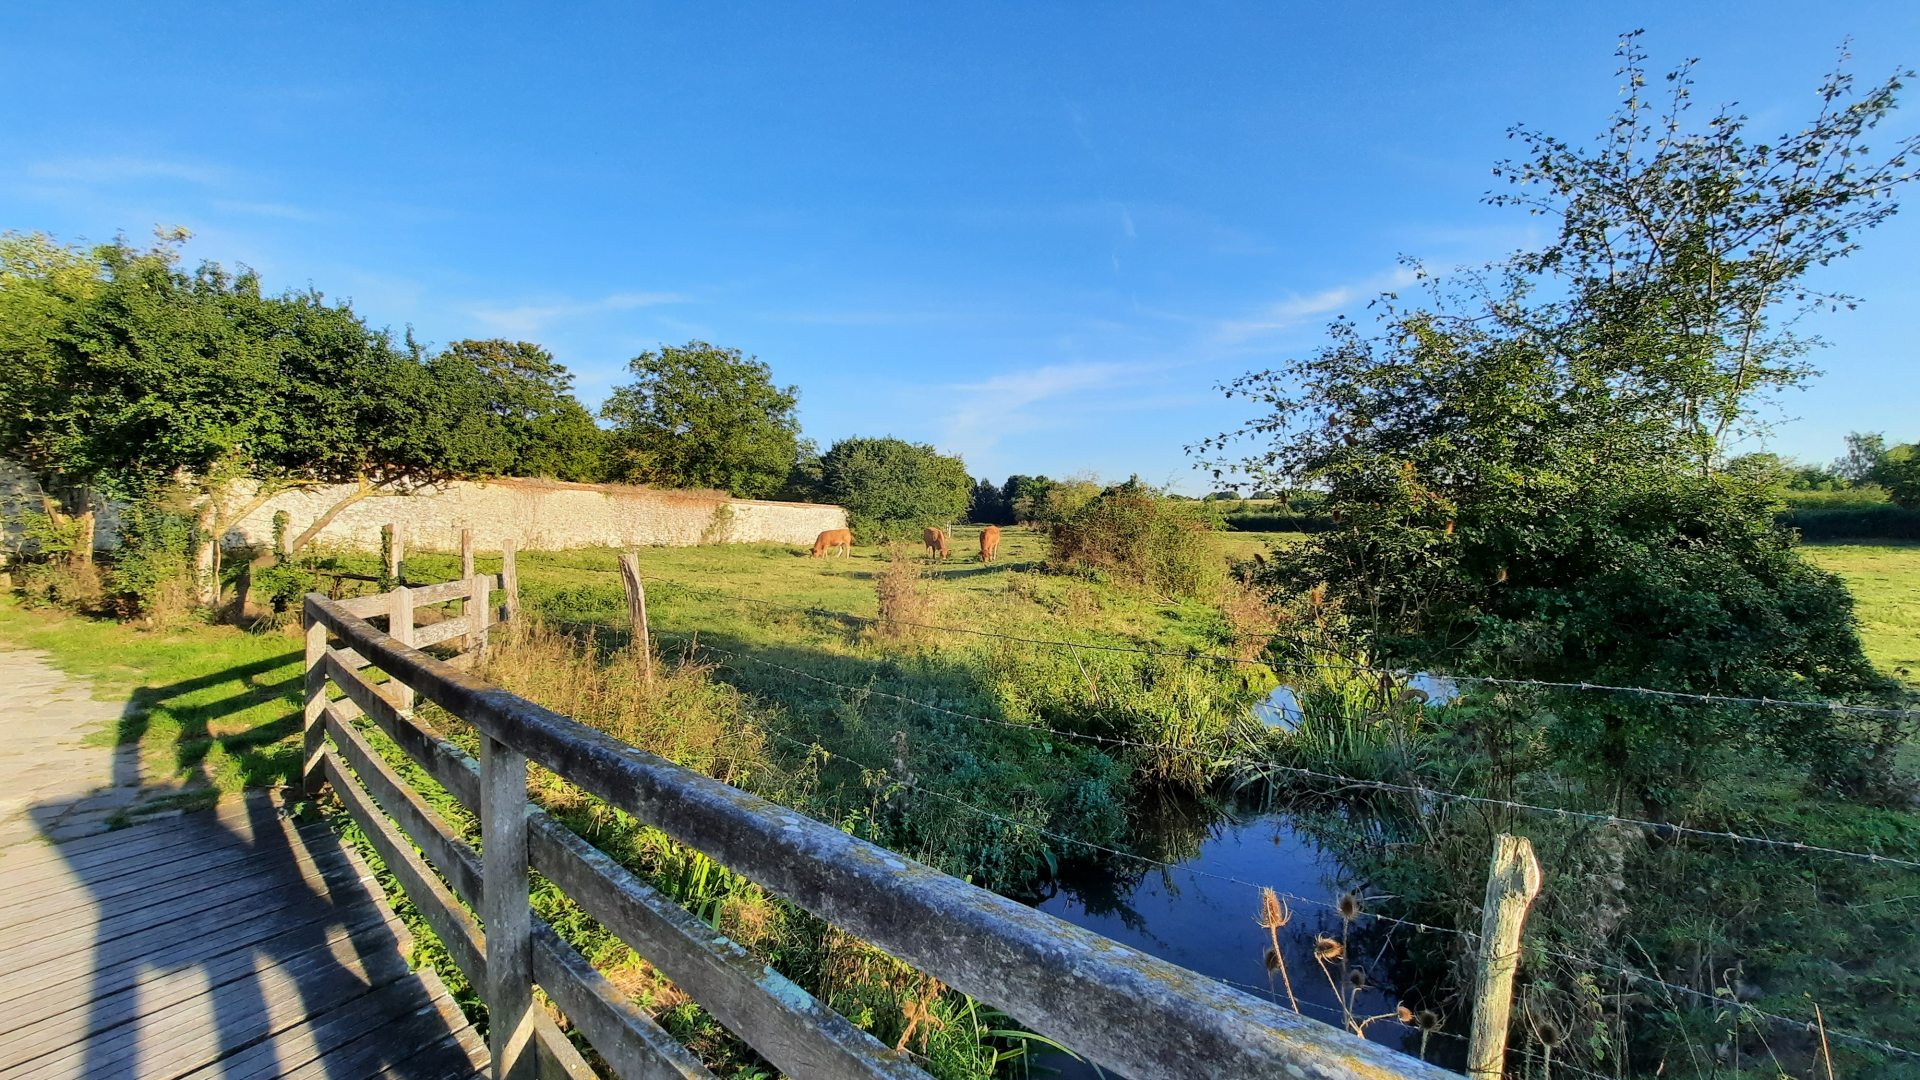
[
  {"x1": 819, "y1": 437, "x2": 972, "y2": 540},
  {"x1": 1199, "y1": 39, "x2": 1913, "y2": 801},
  {"x1": 422, "y1": 339, "x2": 606, "y2": 481},
  {"x1": 600, "y1": 342, "x2": 800, "y2": 498}
]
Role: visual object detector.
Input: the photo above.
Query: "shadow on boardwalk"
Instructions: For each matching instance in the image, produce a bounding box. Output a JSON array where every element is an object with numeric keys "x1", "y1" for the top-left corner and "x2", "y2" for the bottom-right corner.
[{"x1": 0, "y1": 651, "x2": 487, "y2": 1080}]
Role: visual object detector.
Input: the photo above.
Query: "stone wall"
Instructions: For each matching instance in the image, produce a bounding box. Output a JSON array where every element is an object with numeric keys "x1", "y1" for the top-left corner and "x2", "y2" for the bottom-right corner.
[
  {"x1": 1, "y1": 463, "x2": 847, "y2": 554},
  {"x1": 220, "y1": 477, "x2": 848, "y2": 553}
]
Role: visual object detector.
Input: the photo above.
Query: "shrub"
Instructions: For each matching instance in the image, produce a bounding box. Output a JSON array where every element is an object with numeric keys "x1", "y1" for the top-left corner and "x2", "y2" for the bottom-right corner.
[
  {"x1": 1048, "y1": 481, "x2": 1222, "y2": 600},
  {"x1": 874, "y1": 544, "x2": 933, "y2": 641},
  {"x1": 108, "y1": 500, "x2": 198, "y2": 622}
]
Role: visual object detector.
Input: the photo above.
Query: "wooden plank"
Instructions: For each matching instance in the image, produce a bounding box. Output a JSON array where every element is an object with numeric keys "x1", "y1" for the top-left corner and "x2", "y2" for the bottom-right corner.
[
  {"x1": 533, "y1": 923, "x2": 715, "y2": 1080},
  {"x1": 9, "y1": 911, "x2": 417, "y2": 1080},
  {"x1": 0, "y1": 831, "x2": 357, "y2": 943},
  {"x1": 389, "y1": 585, "x2": 416, "y2": 713},
  {"x1": 482, "y1": 734, "x2": 537, "y2": 1080},
  {"x1": 305, "y1": 601, "x2": 328, "y2": 793},
  {"x1": 325, "y1": 704, "x2": 483, "y2": 905},
  {"x1": 0, "y1": 907, "x2": 405, "y2": 1059},
  {"x1": 534, "y1": 1013, "x2": 596, "y2": 1080},
  {"x1": 324, "y1": 750, "x2": 486, "y2": 984},
  {"x1": 328, "y1": 691, "x2": 481, "y2": 810},
  {"x1": 0, "y1": 873, "x2": 391, "y2": 1021},
  {"x1": 270, "y1": 973, "x2": 485, "y2": 1080},
  {"x1": 0, "y1": 836, "x2": 365, "y2": 977},
  {"x1": 174, "y1": 972, "x2": 460, "y2": 1080},
  {"x1": 324, "y1": 648, "x2": 410, "y2": 741},
  {"x1": 338, "y1": 593, "x2": 387, "y2": 618},
  {"x1": 528, "y1": 816, "x2": 924, "y2": 1080},
  {"x1": 0, "y1": 795, "x2": 302, "y2": 883},
  {"x1": 415, "y1": 614, "x2": 473, "y2": 649}
]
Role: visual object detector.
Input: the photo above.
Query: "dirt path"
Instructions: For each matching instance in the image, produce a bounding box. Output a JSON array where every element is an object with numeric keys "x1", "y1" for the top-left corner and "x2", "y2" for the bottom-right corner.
[{"x1": 0, "y1": 648, "x2": 175, "y2": 851}]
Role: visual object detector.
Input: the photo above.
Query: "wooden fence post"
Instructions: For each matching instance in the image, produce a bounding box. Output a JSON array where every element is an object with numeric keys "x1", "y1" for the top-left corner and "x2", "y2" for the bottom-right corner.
[
  {"x1": 232, "y1": 559, "x2": 252, "y2": 623},
  {"x1": 388, "y1": 584, "x2": 415, "y2": 714},
  {"x1": 617, "y1": 553, "x2": 652, "y2": 683},
  {"x1": 501, "y1": 539, "x2": 520, "y2": 624},
  {"x1": 470, "y1": 574, "x2": 491, "y2": 659},
  {"x1": 459, "y1": 528, "x2": 475, "y2": 615},
  {"x1": 383, "y1": 523, "x2": 404, "y2": 587},
  {"x1": 302, "y1": 601, "x2": 327, "y2": 795},
  {"x1": 481, "y1": 733, "x2": 537, "y2": 1080},
  {"x1": 1468, "y1": 833, "x2": 1543, "y2": 1080}
]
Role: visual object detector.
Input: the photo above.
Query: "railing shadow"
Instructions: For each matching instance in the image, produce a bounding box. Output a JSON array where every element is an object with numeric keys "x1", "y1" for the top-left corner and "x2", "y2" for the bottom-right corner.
[{"x1": 17, "y1": 657, "x2": 479, "y2": 1079}]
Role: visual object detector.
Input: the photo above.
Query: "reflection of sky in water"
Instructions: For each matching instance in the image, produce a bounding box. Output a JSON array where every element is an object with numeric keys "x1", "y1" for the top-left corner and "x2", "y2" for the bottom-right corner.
[
  {"x1": 1255, "y1": 673, "x2": 1459, "y2": 731},
  {"x1": 1028, "y1": 814, "x2": 1443, "y2": 1079}
]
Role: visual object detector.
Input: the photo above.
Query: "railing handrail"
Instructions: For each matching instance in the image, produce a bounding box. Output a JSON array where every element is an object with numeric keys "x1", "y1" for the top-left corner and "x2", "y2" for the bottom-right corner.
[{"x1": 305, "y1": 586, "x2": 1451, "y2": 1079}]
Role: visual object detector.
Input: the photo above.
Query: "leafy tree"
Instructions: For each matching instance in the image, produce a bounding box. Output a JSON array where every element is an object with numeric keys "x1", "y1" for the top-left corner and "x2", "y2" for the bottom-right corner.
[
  {"x1": 1199, "y1": 38, "x2": 1911, "y2": 802},
  {"x1": 601, "y1": 342, "x2": 800, "y2": 498},
  {"x1": 422, "y1": 339, "x2": 606, "y2": 481},
  {"x1": 819, "y1": 437, "x2": 972, "y2": 540},
  {"x1": 1878, "y1": 442, "x2": 1920, "y2": 508},
  {"x1": 778, "y1": 438, "x2": 826, "y2": 502},
  {"x1": 1835, "y1": 431, "x2": 1888, "y2": 485},
  {"x1": 967, "y1": 477, "x2": 1011, "y2": 524}
]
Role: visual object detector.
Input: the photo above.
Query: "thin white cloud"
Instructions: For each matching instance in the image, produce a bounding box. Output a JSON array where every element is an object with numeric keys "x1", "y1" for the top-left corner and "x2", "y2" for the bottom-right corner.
[
  {"x1": 212, "y1": 199, "x2": 317, "y2": 221},
  {"x1": 464, "y1": 291, "x2": 688, "y2": 337},
  {"x1": 938, "y1": 360, "x2": 1171, "y2": 460},
  {"x1": 29, "y1": 156, "x2": 228, "y2": 187},
  {"x1": 1207, "y1": 266, "x2": 1419, "y2": 346}
]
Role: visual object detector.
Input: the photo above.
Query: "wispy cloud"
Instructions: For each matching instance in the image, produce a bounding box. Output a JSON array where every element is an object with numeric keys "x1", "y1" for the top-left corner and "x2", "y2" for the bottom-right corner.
[
  {"x1": 465, "y1": 291, "x2": 689, "y2": 336},
  {"x1": 212, "y1": 198, "x2": 317, "y2": 221},
  {"x1": 937, "y1": 359, "x2": 1173, "y2": 459},
  {"x1": 28, "y1": 156, "x2": 228, "y2": 187},
  {"x1": 1207, "y1": 266, "x2": 1419, "y2": 347}
]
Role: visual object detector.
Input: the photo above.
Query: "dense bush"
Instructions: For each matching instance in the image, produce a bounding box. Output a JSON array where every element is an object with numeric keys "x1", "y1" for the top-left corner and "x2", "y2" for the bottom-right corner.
[
  {"x1": 818, "y1": 436, "x2": 972, "y2": 541},
  {"x1": 1048, "y1": 481, "x2": 1223, "y2": 600},
  {"x1": 1783, "y1": 503, "x2": 1920, "y2": 540},
  {"x1": 105, "y1": 500, "x2": 198, "y2": 621}
]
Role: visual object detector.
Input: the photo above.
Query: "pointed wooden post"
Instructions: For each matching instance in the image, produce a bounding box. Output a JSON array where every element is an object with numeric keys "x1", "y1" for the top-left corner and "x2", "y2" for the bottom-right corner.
[
  {"x1": 500, "y1": 538, "x2": 520, "y2": 624},
  {"x1": 470, "y1": 573, "x2": 491, "y2": 660},
  {"x1": 383, "y1": 523, "x2": 404, "y2": 587},
  {"x1": 458, "y1": 528, "x2": 475, "y2": 616},
  {"x1": 617, "y1": 553, "x2": 652, "y2": 683},
  {"x1": 1468, "y1": 833, "x2": 1543, "y2": 1080},
  {"x1": 388, "y1": 584, "x2": 415, "y2": 713}
]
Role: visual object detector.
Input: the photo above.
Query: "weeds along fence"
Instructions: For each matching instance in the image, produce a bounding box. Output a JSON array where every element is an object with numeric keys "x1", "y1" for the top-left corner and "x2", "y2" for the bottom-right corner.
[{"x1": 301, "y1": 575, "x2": 1453, "y2": 1080}]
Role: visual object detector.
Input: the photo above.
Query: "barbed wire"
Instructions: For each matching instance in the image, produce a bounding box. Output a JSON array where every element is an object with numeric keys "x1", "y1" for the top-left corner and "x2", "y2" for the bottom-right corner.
[
  {"x1": 646, "y1": 630, "x2": 1920, "y2": 1063},
  {"x1": 675, "y1": 634, "x2": 1920, "y2": 872},
  {"x1": 636, "y1": 576, "x2": 1920, "y2": 723}
]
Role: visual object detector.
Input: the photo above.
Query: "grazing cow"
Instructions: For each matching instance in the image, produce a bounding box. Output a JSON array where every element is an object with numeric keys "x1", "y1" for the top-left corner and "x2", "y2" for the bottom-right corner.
[
  {"x1": 810, "y1": 528, "x2": 852, "y2": 557},
  {"x1": 979, "y1": 524, "x2": 1001, "y2": 563},
  {"x1": 922, "y1": 526, "x2": 950, "y2": 560}
]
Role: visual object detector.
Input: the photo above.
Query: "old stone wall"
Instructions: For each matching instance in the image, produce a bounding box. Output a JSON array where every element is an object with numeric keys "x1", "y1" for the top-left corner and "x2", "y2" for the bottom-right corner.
[
  {"x1": 1, "y1": 463, "x2": 847, "y2": 554},
  {"x1": 219, "y1": 477, "x2": 848, "y2": 553}
]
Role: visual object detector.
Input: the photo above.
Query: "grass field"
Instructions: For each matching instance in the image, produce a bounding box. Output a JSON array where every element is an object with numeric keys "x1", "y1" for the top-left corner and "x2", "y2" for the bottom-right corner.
[{"x1": 1804, "y1": 542, "x2": 1920, "y2": 687}]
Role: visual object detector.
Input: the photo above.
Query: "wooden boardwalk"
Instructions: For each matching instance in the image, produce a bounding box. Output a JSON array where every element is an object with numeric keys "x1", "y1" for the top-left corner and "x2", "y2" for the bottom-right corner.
[{"x1": 0, "y1": 794, "x2": 489, "y2": 1080}]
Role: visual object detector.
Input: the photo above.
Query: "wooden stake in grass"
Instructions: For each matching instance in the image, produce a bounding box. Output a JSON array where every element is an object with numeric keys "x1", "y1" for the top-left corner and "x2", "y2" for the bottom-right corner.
[
  {"x1": 458, "y1": 528, "x2": 474, "y2": 616},
  {"x1": 1469, "y1": 833, "x2": 1543, "y2": 1080},
  {"x1": 618, "y1": 552, "x2": 652, "y2": 683}
]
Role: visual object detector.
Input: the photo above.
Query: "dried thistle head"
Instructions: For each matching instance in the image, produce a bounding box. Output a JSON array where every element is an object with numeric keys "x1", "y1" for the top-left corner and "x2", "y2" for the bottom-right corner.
[
  {"x1": 1263, "y1": 947, "x2": 1283, "y2": 973},
  {"x1": 1535, "y1": 1017, "x2": 1566, "y2": 1049},
  {"x1": 1345, "y1": 968, "x2": 1368, "y2": 991},
  {"x1": 1397, "y1": 1004, "x2": 1415, "y2": 1024},
  {"x1": 1416, "y1": 1009, "x2": 1441, "y2": 1032},
  {"x1": 1313, "y1": 934, "x2": 1343, "y2": 962},
  {"x1": 1336, "y1": 891, "x2": 1364, "y2": 924},
  {"x1": 1257, "y1": 888, "x2": 1291, "y2": 930}
]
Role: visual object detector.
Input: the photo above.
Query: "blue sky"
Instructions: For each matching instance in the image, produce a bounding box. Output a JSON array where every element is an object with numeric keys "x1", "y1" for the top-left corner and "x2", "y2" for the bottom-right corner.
[{"x1": 4, "y1": 4, "x2": 1917, "y2": 492}]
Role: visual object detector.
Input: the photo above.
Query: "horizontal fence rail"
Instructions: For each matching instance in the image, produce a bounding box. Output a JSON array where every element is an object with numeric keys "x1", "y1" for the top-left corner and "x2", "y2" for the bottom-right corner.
[{"x1": 303, "y1": 583, "x2": 1450, "y2": 1080}]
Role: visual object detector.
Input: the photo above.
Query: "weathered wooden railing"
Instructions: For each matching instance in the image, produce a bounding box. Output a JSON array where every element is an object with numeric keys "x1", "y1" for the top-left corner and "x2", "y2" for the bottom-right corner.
[{"x1": 302, "y1": 578, "x2": 1451, "y2": 1080}]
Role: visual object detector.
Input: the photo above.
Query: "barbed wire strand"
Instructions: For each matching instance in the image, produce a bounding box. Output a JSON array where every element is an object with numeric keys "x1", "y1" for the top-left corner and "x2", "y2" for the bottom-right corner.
[
  {"x1": 639, "y1": 576, "x2": 1920, "y2": 722},
  {"x1": 676, "y1": 634, "x2": 1920, "y2": 872}
]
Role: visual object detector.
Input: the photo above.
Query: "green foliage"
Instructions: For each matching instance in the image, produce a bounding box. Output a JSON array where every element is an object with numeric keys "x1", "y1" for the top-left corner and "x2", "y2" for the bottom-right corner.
[
  {"x1": 818, "y1": 436, "x2": 972, "y2": 541},
  {"x1": 1877, "y1": 442, "x2": 1920, "y2": 509},
  {"x1": 965, "y1": 477, "x2": 1010, "y2": 524},
  {"x1": 1048, "y1": 480, "x2": 1223, "y2": 600},
  {"x1": 1203, "y1": 40, "x2": 1915, "y2": 801},
  {"x1": 106, "y1": 499, "x2": 198, "y2": 619},
  {"x1": 601, "y1": 341, "x2": 801, "y2": 498},
  {"x1": 419, "y1": 339, "x2": 607, "y2": 481}
]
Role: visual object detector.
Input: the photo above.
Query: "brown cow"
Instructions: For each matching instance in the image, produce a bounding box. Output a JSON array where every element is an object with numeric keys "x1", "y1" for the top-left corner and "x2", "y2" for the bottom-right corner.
[
  {"x1": 979, "y1": 524, "x2": 1001, "y2": 563},
  {"x1": 810, "y1": 528, "x2": 852, "y2": 557},
  {"x1": 922, "y1": 526, "x2": 950, "y2": 560}
]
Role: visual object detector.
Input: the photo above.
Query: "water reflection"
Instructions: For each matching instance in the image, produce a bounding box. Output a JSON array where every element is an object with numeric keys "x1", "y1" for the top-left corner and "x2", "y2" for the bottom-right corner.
[
  {"x1": 1255, "y1": 672, "x2": 1460, "y2": 730},
  {"x1": 1027, "y1": 806, "x2": 1452, "y2": 1078}
]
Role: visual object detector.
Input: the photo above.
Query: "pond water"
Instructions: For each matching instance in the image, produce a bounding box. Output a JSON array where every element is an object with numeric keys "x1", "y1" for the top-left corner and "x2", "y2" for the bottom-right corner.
[
  {"x1": 1254, "y1": 672, "x2": 1460, "y2": 730},
  {"x1": 1026, "y1": 805, "x2": 1459, "y2": 1077}
]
